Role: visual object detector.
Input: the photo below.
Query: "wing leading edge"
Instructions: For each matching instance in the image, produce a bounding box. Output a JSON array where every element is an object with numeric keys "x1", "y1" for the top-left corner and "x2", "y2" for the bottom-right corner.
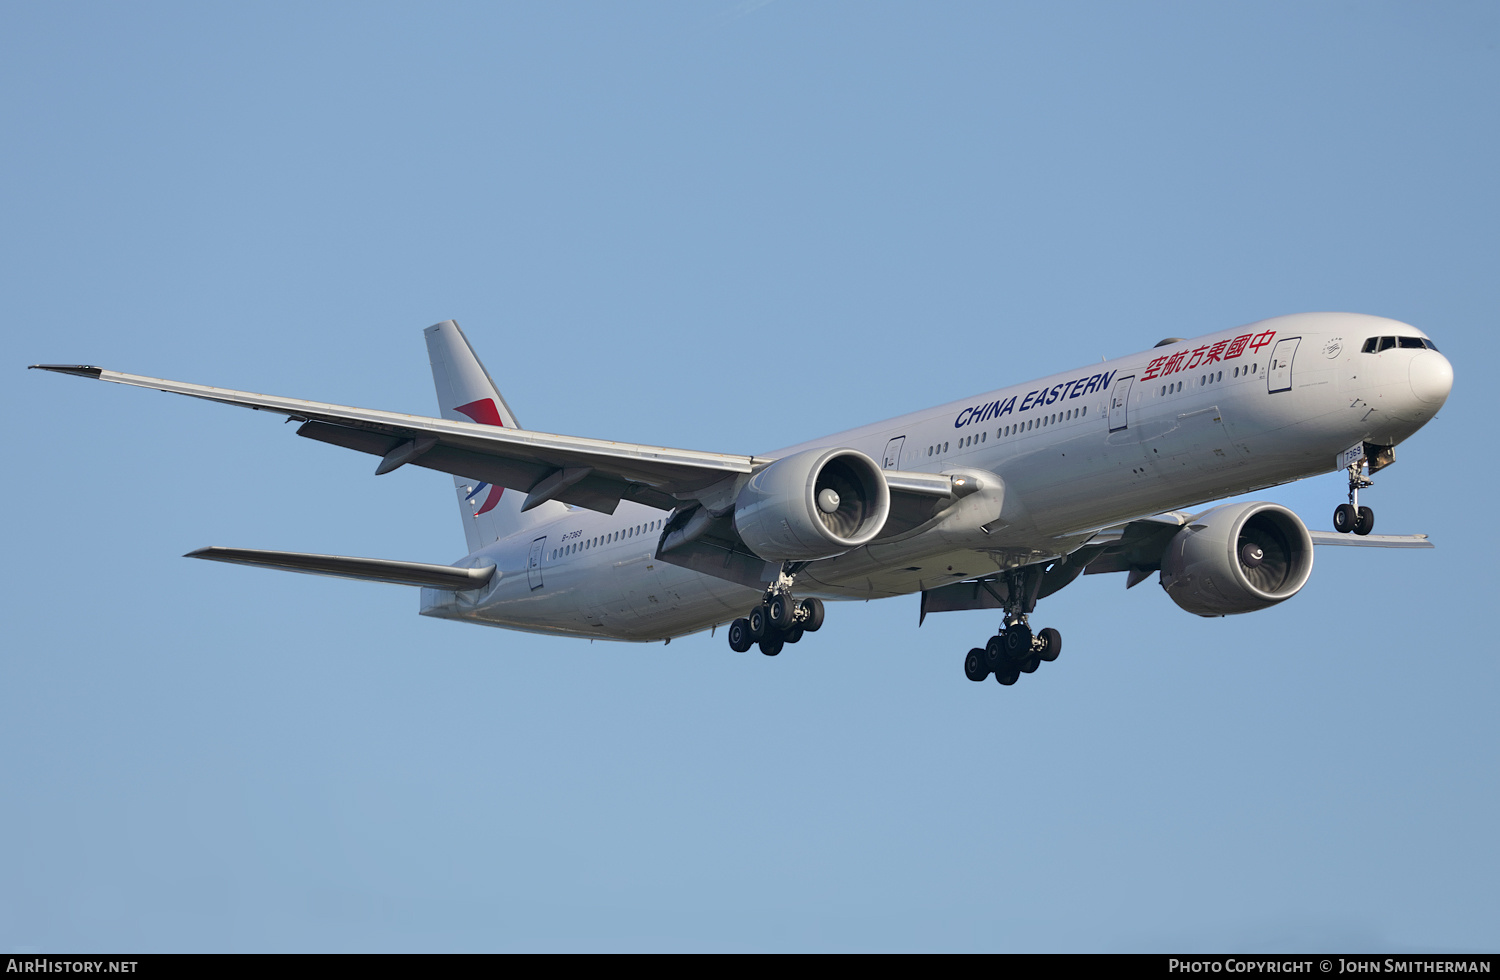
[{"x1": 29, "y1": 364, "x2": 955, "y2": 517}]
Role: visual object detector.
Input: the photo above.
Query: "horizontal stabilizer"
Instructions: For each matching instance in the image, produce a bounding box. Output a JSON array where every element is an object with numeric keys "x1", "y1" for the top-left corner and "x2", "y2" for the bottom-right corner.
[{"x1": 185, "y1": 546, "x2": 496, "y2": 589}]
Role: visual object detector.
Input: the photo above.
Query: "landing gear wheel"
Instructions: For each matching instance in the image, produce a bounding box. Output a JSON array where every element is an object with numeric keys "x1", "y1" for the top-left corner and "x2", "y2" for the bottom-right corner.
[
  {"x1": 798, "y1": 597, "x2": 824, "y2": 632},
  {"x1": 1333, "y1": 503, "x2": 1357, "y2": 533},
  {"x1": 1038, "y1": 627, "x2": 1061, "y2": 662},
  {"x1": 964, "y1": 648, "x2": 989, "y2": 682},
  {"x1": 767, "y1": 594, "x2": 796, "y2": 630},
  {"x1": 995, "y1": 666, "x2": 1020, "y2": 686},
  {"x1": 727, "y1": 618, "x2": 753, "y2": 653},
  {"x1": 1355, "y1": 506, "x2": 1375, "y2": 536},
  {"x1": 1003, "y1": 624, "x2": 1033, "y2": 662},
  {"x1": 784, "y1": 626, "x2": 804, "y2": 644},
  {"x1": 746, "y1": 606, "x2": 767, "y2": 640},
  {"x1": 984, "y1": 634, "x2": 1007, "y2": 673},
  {"x1": 1020, "y1": 656, "x2": 1040, "y2": 674},
  {"x1": 759, "y1": 635, "x2": 784, "y2": 657}
]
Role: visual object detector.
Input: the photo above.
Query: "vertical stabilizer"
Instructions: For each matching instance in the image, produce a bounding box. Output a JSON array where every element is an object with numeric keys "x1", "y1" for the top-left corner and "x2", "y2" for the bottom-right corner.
[{"x1": 424, "y1": 320, "x2": 564, "y2": 553}]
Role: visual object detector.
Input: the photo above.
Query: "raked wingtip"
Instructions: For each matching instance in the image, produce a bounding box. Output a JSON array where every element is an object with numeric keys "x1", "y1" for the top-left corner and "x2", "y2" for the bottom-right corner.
[{"x1": 30, "y1": 364, "x2": 103, "y2": 378}]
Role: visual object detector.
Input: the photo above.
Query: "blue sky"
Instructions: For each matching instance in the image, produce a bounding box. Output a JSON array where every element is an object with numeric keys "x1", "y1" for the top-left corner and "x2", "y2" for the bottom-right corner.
[{"x1": 3, "y1": 1, "x2": 1497, "y2": 951}]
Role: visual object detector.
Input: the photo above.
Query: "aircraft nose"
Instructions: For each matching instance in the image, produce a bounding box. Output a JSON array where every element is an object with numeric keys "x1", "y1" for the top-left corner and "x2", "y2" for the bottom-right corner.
[{"x1": 1409, "y1": 350, "x2": 1453, "y2": 406}]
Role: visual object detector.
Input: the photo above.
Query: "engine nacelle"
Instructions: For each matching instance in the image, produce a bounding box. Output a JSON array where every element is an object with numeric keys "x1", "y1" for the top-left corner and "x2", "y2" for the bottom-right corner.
[
  {"x1": 1159, "y1": 502, "x2": 1314, "y2": 616},
  {"x1": 733, "y1": 448, "x2": 891, "y2": 562}
]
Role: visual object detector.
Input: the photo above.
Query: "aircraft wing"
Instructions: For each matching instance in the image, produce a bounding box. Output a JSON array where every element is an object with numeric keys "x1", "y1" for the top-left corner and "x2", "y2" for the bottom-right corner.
[
  {"x1": 1078, "y1": 516, "x2": 1432, "y2": 582},
  {"x1": 31, "y1": 364, "x2": 956, "y2": 515},
  {"x1": 1305, "y1": 531, "x2": 1433, "y2": 548},
  {"x1": 922, "y1": 513, "x2": 1434, "y2": 619}
]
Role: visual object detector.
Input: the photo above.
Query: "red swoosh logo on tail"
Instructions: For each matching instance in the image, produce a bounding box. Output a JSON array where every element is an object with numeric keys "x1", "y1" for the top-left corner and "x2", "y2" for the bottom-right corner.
[{"x1": 455, "y1": 398, "x2": 504, "y2": 516}]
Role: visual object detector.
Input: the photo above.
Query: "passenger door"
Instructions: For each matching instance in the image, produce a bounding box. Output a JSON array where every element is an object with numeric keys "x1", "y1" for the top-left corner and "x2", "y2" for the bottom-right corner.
[
  {"x1": 1268, "y1": 337, "x2": 1301, "y2": 393},
  {"x1": 527, "y1": 536, "x2": 546, "y2": 591},
  {"x1": 1109, "y1": 375, "x2": 1135, "y2": 432},
  {"x1": 881, "y1": 436, "x2": 905, "y2": 469}
]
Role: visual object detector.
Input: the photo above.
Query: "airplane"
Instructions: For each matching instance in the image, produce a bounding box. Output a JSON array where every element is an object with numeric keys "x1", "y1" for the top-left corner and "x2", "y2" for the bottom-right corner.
[{"x1": 31, "y1": 311, "x2": 1452, "y2": 687}]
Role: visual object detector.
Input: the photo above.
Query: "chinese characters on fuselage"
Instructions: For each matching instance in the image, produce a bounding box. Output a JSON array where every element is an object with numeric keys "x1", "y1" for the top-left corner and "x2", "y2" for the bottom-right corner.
[
  {"x1": 1141, "y1": 331, "x2": 1276, "y2": 381},
  {"x1": 951, "y1": 330, "x2": 1278, "y2": 431}
]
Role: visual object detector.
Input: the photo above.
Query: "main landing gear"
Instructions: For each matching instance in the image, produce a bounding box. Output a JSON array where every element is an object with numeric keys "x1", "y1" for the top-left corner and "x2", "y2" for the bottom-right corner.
[
  {"x1": 964, "y1": 622, "x2": 1062, "y2": 685},
  {"x1": 962, "y1": 567, "x2": 1062, "y2": 687},
  {"x1": 1333, "y1": 453, "x2": 1375, "y2": 536},
  {"x1": 726, "y1": 566, "x2": 825, "y2": 656}
]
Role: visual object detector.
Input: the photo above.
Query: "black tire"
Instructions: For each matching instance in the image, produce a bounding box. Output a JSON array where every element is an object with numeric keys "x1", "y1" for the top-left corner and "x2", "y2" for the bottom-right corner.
[
  {"x1": 1019, "y1": 656, "x2": 1040, "y2": 674},
  {"x1": 1003, "y1": 625, "x2": 1033, "y2": 662},
  {"x1": 746, "y1": 605, "x2": 767, "y2": 640},
  {"x1": 984, "y1": 634, "x2": 1007, "y2": 672},
  {"x1": 1333, "y1": 503, "x2": 1357, "y2": 533},
  {"x1": 798, "y1": 597, "x2": 825, "y2": 632},
  {"x1": 1038, "y1": 627, "x2": 1061, "y2": 662},
  {"x1": 964, "y1": 648, "x2": 988, "y2": 682},
  {"x1": 784, "y1": 626, "x2": 804, "y2": 644},
  {"x1": 1355, "y1": 506, "x2": 1375, "y2": 536},
  {"x1": 768, "y1": 594, "x2": 796, "y2": 630},
  {"x1": 727, "y1": 618, "x2": 754, "y2": 653},
  {"x1": 995, "y1": 666, "x2": 1020, "y2": 686},
  {"x1": 759, "y1": 636, "x2": 784, "y2": 657}
]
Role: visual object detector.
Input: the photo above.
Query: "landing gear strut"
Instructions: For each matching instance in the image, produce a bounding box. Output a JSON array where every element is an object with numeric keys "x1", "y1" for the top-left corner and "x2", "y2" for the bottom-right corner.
[
  {"x1": 726, "y1": 563, "x2": 824, "y2": 657},
  {"x1": 963, "y1": 567, "x2": 1063, "y2": 688},
  {"x1": 1333, "y1": 451, "x2": 1375, "y2": 536}
]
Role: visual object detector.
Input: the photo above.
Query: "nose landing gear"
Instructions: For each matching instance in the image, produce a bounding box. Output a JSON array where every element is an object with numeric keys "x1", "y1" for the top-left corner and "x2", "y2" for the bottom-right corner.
[
  {"x1": 1333, "y1": 447, "x2": 1376, "y2": 536},
  {"x1": 961, "y1": 567, "x2": 1062, "y2": 688}
]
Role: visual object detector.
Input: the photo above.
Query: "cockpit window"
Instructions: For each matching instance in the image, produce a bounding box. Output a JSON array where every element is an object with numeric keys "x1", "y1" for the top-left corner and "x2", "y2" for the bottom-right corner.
[{"x1": 1362, "y1": 335, "x2": 1440, "y2": 353}]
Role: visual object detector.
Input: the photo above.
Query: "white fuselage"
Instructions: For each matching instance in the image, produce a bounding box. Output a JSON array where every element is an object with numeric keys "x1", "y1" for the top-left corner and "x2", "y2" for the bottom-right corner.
[{"x1": 421, "y1": 312, "x2": 1450, "y2": 641}]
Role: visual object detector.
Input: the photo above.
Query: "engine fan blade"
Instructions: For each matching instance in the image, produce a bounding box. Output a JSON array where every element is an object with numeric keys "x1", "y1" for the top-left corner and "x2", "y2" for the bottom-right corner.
[
  {"x1": 815, "y1": 461, "x2": 869, "y2": 538},
  {"x1": 1238, "y1": 524, "x2": 1291, "y2": 591}
]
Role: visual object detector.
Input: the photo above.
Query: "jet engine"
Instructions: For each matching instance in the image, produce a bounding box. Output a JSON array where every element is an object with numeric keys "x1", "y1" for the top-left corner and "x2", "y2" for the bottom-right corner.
[
  {"x1": 733, "y1": 448, "x2": 891, "y2": 562},
  {"x1": 1159, "y1": 502, "x2": 1314, "y2": 616}
]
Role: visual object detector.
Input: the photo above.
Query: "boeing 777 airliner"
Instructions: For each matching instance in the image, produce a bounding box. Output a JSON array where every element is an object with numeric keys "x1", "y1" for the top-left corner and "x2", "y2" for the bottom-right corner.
[{"x1": 32, "y1": 311, "x2": 1451, "y2": 687}]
